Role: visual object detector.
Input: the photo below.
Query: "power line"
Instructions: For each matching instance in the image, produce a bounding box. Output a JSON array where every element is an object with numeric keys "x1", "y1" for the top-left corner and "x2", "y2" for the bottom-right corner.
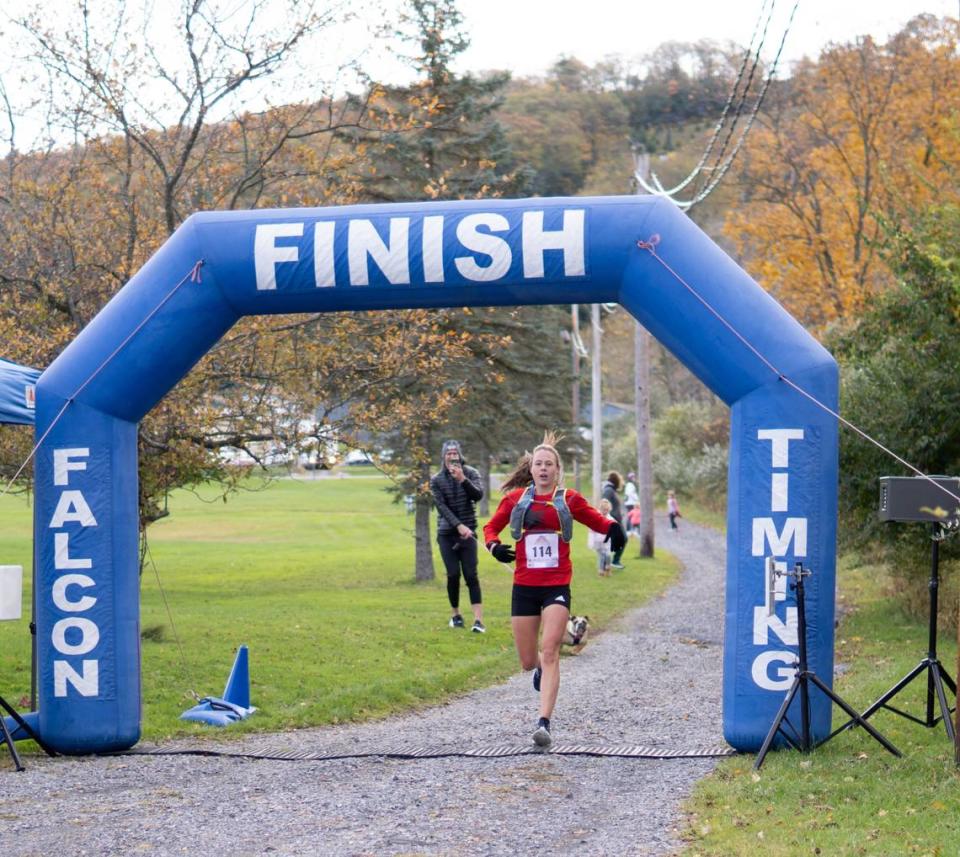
[
  {"x1": 642, "y1": 0, "x2": 775, "y2": 199},
  {"x1": 635, "y1": 0, "x2": 799, "y2": 211}
]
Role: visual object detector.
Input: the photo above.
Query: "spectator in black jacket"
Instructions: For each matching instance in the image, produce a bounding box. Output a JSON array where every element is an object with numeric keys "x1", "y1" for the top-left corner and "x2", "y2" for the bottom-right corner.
[
  {"x1": 430, "y1": 440, "x2": 486, "y2": 632},
  {"x1": 601, "y1": 471, "x2": 625, "y2": 569}
]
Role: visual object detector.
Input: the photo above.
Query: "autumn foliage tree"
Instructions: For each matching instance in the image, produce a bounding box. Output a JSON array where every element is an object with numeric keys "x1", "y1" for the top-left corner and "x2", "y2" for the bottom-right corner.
[
  {"x1": 342, "y1": 0, "x2": 535, "y2": 581},
  {"x1": 0, "y1": 2, "x2": 393, "y2": 536},
  {"x1": 0, "y1": 1, "x2": 501, "y2": 575},
  {"x1": 719, "y1": 15, "x2": 960, "y2": 623},
  {"x1": 725, "y1": 14, "x2": 960, "y2": 329},
  {"x1": 827, "y1": 204, "x2": 960, "y2": 628},
  {"x1": 351, "y1": 0, "x2": 524, "y2": 203}
]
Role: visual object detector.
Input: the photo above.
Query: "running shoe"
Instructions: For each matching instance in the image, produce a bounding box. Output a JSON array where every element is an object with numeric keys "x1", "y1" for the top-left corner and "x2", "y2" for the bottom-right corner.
[
  {"x1": 449, "y1": 614, "x2": 465, "y2": 628},
  {"x1": 532, "y1": 717, "x2": 552, "y2": 747},
  {"x1": 471, "y1": 620, "x2": 486, "y2": 634},
  {"x1": 611, "y1": 562, "x2": 625, "y2": 570},
  {"x1": 532, "y1": 666, "x2": 542, "y2": 692}
]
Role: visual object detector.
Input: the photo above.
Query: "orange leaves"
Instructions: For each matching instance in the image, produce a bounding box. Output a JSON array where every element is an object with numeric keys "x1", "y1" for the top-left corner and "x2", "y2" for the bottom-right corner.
[{"x1": 725, "y1": 18, "x2": 960, "y2": 331}]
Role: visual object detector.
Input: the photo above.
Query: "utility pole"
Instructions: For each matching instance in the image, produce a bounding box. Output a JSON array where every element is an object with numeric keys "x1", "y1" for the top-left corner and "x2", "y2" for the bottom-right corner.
[
  {"x1": 571, "y1": 304, "x2": 582, "y2": 493},
  {"x1": 591, "y1": 303, "x2": 602, "y2": 504},
  {"x1": 634, "y1": 319, "x2": 655, "y2": 557},
  {"x1": 634, "y1": 149, "x2": 655, "y2": 557}
]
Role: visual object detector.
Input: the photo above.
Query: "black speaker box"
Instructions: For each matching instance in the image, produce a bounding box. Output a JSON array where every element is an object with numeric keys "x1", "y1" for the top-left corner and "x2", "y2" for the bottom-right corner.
[{"x1": 878, "y1": 476, "x2": 960, "y2": 523}]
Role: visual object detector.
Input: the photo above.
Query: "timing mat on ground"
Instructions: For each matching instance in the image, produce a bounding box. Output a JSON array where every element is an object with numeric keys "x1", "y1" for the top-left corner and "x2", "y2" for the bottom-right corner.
[{"x1": 122, "y1": 743, "x2": 739, "y2": 761}]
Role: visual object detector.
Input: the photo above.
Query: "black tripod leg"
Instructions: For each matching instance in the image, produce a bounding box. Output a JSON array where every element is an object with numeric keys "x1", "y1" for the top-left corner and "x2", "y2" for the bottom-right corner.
[
  {"x1": 938, "y1": 665, "x2": 957, "y2": 696},
  {"x1": 0, "y1": 713, "x2": 24, "y2": 772},
  {"x1": 0, "y1": 696, "x2": 56, "y2": 757},
  {"x1": 859, "y1": 660, "x2": 927, "y2": 721},
  {"x1": 931, "y1": 666, "x2": 956, "y2": 742},
  {"x1": 808, "y1": 674, "x2": 901, "y2": 757},
  {"x1": 754, "y1": 679, "x2": 800, "y2": 771}
]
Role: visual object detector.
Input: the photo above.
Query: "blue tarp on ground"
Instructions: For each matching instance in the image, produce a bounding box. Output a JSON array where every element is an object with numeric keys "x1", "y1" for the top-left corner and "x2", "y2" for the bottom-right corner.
[{"x1": 0, "y1": 357, "x2": 39, "y2": 425}]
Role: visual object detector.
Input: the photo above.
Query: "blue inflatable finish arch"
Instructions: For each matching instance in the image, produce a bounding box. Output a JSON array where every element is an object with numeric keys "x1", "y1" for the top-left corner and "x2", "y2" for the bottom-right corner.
[{"x1": 23, "y1": 195, "x2": 837, "y2": 753}]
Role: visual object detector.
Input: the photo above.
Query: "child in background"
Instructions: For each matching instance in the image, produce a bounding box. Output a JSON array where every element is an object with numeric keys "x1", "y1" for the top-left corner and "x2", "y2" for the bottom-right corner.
[
  {"x1": 627, "y1": 505, "x2": 642, "y2": 536},
  {"x1": 588, "y1": 498, "x2": 616, "y2": 575},
  {"x1": 623, "y1": 472, "x2": 639, "y2": 533},
  {"x1": 667, "y1": 490, "x2": 682, "y2": 530}
]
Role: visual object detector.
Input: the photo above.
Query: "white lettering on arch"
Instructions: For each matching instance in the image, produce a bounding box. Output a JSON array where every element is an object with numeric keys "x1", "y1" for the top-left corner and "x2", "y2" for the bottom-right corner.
[
  {"x1": 751, "y1": 651, "x2": 796, "y2": 692},
  {"x1": 751, "y1": 517, "x2": 807, "y2": 557},
  {"x1": 313, "y1": 221, "x2": 336, "y2": 287},
  {"x1": 52, "y1": 574, "x2": 97, "y2": 612},
  {"x1": 54, "y1": 533, "x2": 92, "y2": 570},
  {"x1": 52, "y1": 617, "x2": 100, "y2": 656},
  {"x1": 757, "y1": 428, "x2": 804, "y2": 467},
  {"x1": 254, "y1": 222, "x2": 303, "y2": 291},
  {"x1": 53, "y1": 448, "x2": 89, "y2": 486},
  {"x1": 522, "y1": 209, "x2": 585, "y2": 278},
  {"x1": 422, "y1": 215, "x2": 445, "y2": 282},
  {"x1": 348, "y1": 218, "x2": 411, "y2": 285},
  {"x1": 752, "y1": 606, "x2": 798, "y2": 645},
  {"x1": 454, "y1": 213, "x2": 511, "y2": 281},
  {"x1": 49, "y1": 491, "x2": 98, "y2": 528},
  {"x1": 54, "y1": 660, "x2": 99, "y2": 697}
]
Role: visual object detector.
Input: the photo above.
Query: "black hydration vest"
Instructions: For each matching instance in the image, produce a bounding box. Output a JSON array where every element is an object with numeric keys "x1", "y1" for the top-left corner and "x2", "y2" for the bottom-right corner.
[{"x1": 509, "y1": 485, "x2": 573, "y2": 543}]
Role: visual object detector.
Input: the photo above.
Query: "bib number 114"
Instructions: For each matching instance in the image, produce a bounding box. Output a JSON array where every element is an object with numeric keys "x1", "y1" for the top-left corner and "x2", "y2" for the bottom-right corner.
[{"x1": 526, "y1": 533, "x2": 559, "y2": 568}]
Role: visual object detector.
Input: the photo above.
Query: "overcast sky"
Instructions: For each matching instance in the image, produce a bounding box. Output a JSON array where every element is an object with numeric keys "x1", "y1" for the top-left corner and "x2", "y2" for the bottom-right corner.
[
  {"x1": 1, "y1": 1, "x2": 955, "y2": 153},
  {"x1": 442, "y1": 0, "x2": 958, "y2": 77}
]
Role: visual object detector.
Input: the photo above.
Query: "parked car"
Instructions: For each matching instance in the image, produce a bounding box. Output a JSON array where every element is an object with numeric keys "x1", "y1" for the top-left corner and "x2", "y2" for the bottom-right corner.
[{"x1": 344, "y1": 449, "x2": 373, "y2": 466}]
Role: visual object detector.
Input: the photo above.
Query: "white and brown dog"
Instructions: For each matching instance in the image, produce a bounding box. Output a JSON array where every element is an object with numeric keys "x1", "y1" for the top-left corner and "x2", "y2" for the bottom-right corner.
[{"x1": 563, "y1": 614, "x2": 590, "y2": 647}]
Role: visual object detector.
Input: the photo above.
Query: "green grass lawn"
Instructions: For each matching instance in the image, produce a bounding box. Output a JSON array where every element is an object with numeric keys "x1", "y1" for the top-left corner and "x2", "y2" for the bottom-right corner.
[
  {"x1": 682, "y1": 558, "x2": 960, "y2": 856},
  {"x1": 681, "y1": 501, "x2": 726, "y2": 532},
  {"x1": 0, "y1": 473, "x2": 677, "y2": 744}
]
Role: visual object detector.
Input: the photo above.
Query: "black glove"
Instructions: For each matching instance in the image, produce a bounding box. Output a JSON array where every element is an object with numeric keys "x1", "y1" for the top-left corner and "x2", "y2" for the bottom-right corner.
[
  {"x1": 604, "y1": 522, "x2": 626, "y2": 553},
  {"x1": 489, "y1": 542, "x2": 516, "y2": 563}
]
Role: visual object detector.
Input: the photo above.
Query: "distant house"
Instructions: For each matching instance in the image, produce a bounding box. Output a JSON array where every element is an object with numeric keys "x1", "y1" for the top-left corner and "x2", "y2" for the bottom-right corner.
[{"x1": 577, "y1": 401, "x2": 635, "y2": 440}]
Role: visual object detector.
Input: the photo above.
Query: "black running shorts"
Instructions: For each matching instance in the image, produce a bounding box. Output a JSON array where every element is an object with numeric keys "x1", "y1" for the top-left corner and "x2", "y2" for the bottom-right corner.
[{"x1": 511, "y1": 583, "x2": 572, "y2": 617}]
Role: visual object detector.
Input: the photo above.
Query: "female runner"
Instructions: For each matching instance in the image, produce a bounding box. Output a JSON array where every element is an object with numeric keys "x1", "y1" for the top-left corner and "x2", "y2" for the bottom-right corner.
[{"x1": 484, "y1": 434, "x2": 625, "y2": 746}]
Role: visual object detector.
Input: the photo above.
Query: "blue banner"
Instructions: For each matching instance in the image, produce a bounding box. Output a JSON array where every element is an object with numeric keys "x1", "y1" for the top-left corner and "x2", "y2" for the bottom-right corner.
[{"x1": 0, "y1": 357, "x2": 39, "y2": 425}]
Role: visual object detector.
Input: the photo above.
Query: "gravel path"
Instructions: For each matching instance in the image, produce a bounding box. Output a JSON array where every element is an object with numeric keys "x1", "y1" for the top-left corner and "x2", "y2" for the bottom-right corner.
[{"x1": 1, "y1": 518, "x2": 728, "y2": 856}]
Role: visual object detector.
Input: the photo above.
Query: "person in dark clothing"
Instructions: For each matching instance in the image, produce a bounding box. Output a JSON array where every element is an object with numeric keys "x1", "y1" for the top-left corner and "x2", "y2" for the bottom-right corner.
[
  {"x1": 601, "y1": 471, "x2": 625, "y2": 568},
  {"x1": 430, "y1": 440, "x2": 486, "y2": 632}
]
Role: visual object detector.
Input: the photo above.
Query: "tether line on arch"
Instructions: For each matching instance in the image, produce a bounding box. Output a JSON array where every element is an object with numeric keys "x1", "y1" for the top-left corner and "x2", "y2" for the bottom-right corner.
[
  {"x1": 0, "y1": 259, "x2": 205, "y2": 500},
  {"x1": 634, "y1": 235, "x2": 960, "y2": 509},
  {"x1": 142, "y1": 535, "x2": 202, "y2": 703}
]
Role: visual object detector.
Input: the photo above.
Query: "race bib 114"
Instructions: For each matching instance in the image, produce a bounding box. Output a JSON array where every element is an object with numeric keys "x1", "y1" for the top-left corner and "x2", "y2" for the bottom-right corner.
[{"x1": 525, "y1": 532, "x2": 559, "y2": 568}]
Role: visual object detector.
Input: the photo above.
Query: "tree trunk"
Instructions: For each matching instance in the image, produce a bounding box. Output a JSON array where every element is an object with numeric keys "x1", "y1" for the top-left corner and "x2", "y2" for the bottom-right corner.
[
  {"x1": 633, "y1": 150, "x2": 655, "y2": 558},
  {"x1": 479, "y1": 447, "x2": 492, "y2": 517},
  {"x1": 956, "y1": 600, "x2": 959, "y2": 766},
  {"x1": 414, "y1": 494, "x2": 435, "y2": 581},
  {"x1": 571, "y1": 303, "x2": 582, "y2": 494},
  {"x1": 635, "y1": 321, "x2": 655, "y2": 558}
]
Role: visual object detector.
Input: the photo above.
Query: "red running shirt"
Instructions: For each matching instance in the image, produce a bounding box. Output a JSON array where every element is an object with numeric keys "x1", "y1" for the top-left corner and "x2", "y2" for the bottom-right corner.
[{"x1": 483, "y1": 487, "x2": 614, "y2": 586}]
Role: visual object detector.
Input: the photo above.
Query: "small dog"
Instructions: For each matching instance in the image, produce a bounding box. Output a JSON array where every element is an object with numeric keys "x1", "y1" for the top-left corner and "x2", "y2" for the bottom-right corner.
[{"x1": 563, "y1": 614, "x2": 590, "y2": 647}]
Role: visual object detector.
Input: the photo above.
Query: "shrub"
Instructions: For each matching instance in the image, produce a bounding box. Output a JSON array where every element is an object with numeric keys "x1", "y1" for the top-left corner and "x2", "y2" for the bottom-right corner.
[
  {"x1": 828, "y1": 205, "x2": 960, "y2": 625},
  {"x1": 651, "y1": 400, "x2": 728, "y2": 510}
]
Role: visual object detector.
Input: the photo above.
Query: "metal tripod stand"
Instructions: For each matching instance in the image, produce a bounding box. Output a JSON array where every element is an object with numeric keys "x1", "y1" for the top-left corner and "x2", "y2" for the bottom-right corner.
[
  {"x1": 856, "y1": 523, "x2": 957, "y2": 741},
  {"x1": 754, "y1": 563, "x2": 901, "y2": 770},
  {"x1": 0, "y1": 695, "x2": 24, "y2": 771},
  {"x1": 0, "y1": 693, "x2": 55, "y2": 772}
]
